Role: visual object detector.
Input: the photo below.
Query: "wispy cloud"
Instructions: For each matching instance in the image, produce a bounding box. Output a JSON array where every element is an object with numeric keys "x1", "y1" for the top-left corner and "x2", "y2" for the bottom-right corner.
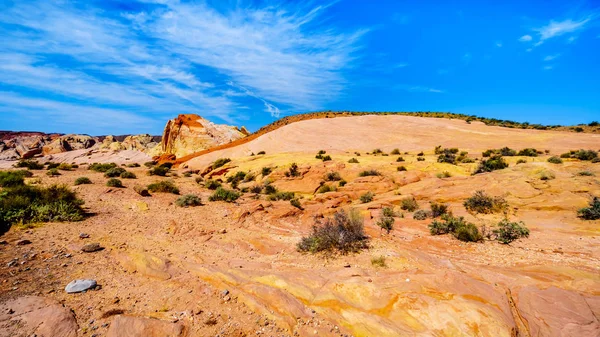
[
  {"x1": 0, "y1": 1, "x2": 365, "y2": 132},
  {"x1": 520, "y1": 15, "x2": 595, "y2": 48},
  {"x1": 495, "y1": 41, "x2": 503, "y2": 47},
  {"x1": 397, "y1": 85, "x2": 445, "y2": 93},
  {"x1": 519, "y1": 35, "x2": 533, "y2": 42},
  {"x1": 543, "y1": 54, "x2": 560, "y2": 61}
]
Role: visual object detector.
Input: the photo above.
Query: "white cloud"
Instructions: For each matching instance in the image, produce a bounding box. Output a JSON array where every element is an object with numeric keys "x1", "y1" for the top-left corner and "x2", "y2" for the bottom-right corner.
[
  {"x1": 495, "y1": 41, "x2": 503, "y2": 47},
  {"x1": 519, "y1": 35, "x2": 533, "y2": 42},
  {"x1": 543, "y1": 54, "x2": 560, "y2": 61},
  {"x1": 567, "y1": 36, "x2": 578, "y2": 43},
  {"x1": 535, "y1": 18, "x2": 590, "y2": 42}
]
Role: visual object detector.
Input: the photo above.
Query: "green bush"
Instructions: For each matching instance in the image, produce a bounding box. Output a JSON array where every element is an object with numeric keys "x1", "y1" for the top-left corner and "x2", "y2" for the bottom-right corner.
[
  {"x1": 106, "y1": 178, "x2": 123, "y2": 188},
  {"x1": 250, "y1": 185, "x2": 263, "y2": 194},
  {"x1": 144, "y1": 161, "x2": 156, "y2": 168},
  {"x1": 417, "y1": 157, "x2": 425, "y2": 162},
  {"x1": 120, "y1": 171, "x2": 136, "y2": 179},
  {"x1": 578, "y1": 197, "x2": 600, "y2": 220},
  {"x1": 437, "y1": 149, "x2": 457, "y2": 164},
  {"x1": 413, "y1": 210, "x2": 431, "y2": 220},
  {"x1": 377, "y1": 213, "x2": 394, "y2": 233},
  {"x1": 339, "y1": 179, "x2": 347, "y2": 187},
  {"x1": 517, "y1": 148, "x2": 539, "y2": 157},
  {"x1": 493, "y1": 220, "x2": 529, "y2": 244},
  {"x1": 572, "y1": 149, "x2": 598, "y2": 161},
  {"x1": 429, "y1": 215, "x2": 482, "y2": 242},
  {"x1": 74, "y1": 177, "x2": 92, "y2": 185},
  {"x1": 104, "y1": 167, "x2": 126, "y2": 177},
  {"x1": 264, "y1": 183, "x2": 277, "y2": 194},
  {"x1": 175, "y1": 194, "x2": 202, "y2": 207},
  {"x1": 257, "y1": 151, "x2": 266, "y2": 155},
  {"x1": 297, "y1": 209, "x2": 367, "y2": 254},
  {"x1": 359, "y1": 170, "x2": 380, "y2": 177},
  {"x1": 126, "y1": 163, "x2": 141, "y2": 168},
  {"x1": 454, "y1": 222, "x2": 483, "y2": 242},
  {"x1": 46, "y1": 168, "x2": 61, "y2": 176},
  {"x1": 211, "y1": 158, "x2": 231, "y2": 170},
  {"x1": 290, "y1": 198, "x2": 303, "y2": 210},
  {"x1": 243, "y1": 172, "x2": 256, "y2": 182},
  {"x1": 261, "y1": 167, "x2": 272, "y2": 176},
  {"x1": 401, "y1": 197, "x2": 419, "y2": 211},
  {"x1": 382, "y1": 207, "x2": 395, "y2": 217},
  {"x1": 57, "y1": 163, "x2": 73, "y2": 171},
  {"x1": 324, "y1": 172, "x2": 342, "y2": 181},
  {"x1": 14, "y1": 160, "x2": 44, "y2": 170},
  {"x1": 430, "y1": 202, "x2": 449, "y2": 218},
  {"x1": 89, "y1": 163, "x2": 117, "y2": 173},
  {"x1": 371, "y1": 256, "x2": 386, "y2": 267},
  {"x1": 348, "y1": 158, "x2": 359, "y2": 163},
  {"x1": 268, "y1": 191, "x2": 295, "y2": 201},
  {"x1": 482, "y1": 147, "x2": 516, "y2": 157},
  {"x1": 209, "y1": 187, "x2": 241, "y2": 202},
  {"x1": 317, "y1": 184, "x2": 337, "y2": 194},
  {"x1": 396, "y1": 156, "x2": 405, "y2": 162},
  {"x1": 417, "y1": 152, "x2": 424, "y2": 156},
  {"x1": 464, "y1": 190, "x2": 508, "y2": 214},
  {"x1": 285, "y1": 163, "x2": 301, "y2": 177},
  {"x1": 148, "y1": 180, "x2": 179, "y2": 194},
  {"x1": 226, "y1": 171, "x2": 247, "y2": 189},
  {"x1": 321, "y1": 155, "x2": 332, "y2": 161},
  {"x1": 539, "y1": 170, "x2": 555, "y2": 181},
  {"x1": 391, "y1": 148, "x2": 401, "y2": 155},
  {"x1": 372, "y1": 148, "x2": 384, "y2": 155},
  {"x1": 436, "y1": 171, "x2": 451, "y2": 178},
  {"x1": 474, "y1": 155, "x2": 508, "y2": 174},
  {"x1": 516, "y1": 159, "x2": 527, "y2": 164},
  {"x1": 397, "y1": 166, "x2": 407, "y2": 172},
  {"x1": 0, "y1": 171, "x2": 28, "y2": 187},
  {"x1": 46, "y1": 162, "x2": 60, "y2": 170},
  {"x1": 0, "y1": 184, "x2": 85, "y2": 234},
  {"x1": 547, "y1": 156, "x2": 563, "y2": 164},
  {"x1": 576, "y1": 171, "x2": 594, "y2": 176},
  {"x1": 360, "y1": 191, "x2": 374, "y2": 203},
  {"x1": 148, "y1": 166, "x2": 169, "y2": 176}
]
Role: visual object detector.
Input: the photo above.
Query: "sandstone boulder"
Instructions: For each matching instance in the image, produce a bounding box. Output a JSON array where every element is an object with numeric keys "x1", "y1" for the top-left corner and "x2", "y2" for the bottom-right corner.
[
  {"x1": 42, "y1": 134, "x2": 96, "y2": 155},
  {"x1": 107, "y1": 315, "x2": 185, "y2": 337},
  {"x1": 158, "y1": 114, "x2": 247, "y2": 159},
  {"x1": 0, "y1": 296, "x2": 78, "y2": 337}
]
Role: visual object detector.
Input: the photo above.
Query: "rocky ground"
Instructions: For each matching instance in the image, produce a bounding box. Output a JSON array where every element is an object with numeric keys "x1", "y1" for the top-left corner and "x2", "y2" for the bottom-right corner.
[{"x1": 1, "y1": 116, "x2": 600, "y2": 337}]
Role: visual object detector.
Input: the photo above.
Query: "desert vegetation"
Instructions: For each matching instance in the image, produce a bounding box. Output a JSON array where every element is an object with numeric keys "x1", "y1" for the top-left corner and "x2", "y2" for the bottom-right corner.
[
  {"x1": 209, "y1": 187, "x2": 241, "y2": 202},
  {"x1": 464, "y1": 191, "x2": 508, "y2": 214},
  {"x1": 74, "y1": 177, "x2": 92, "y2": 185},
  {"x1": 175, "y1": 194, "x2": 202, "y2": 207},
  {"x1": 578, "y1": 197, "x2": 600, "y2": 220},
  {"x1": 474, "y1": 155, "x2": 508, "y2": 174},
  {"x1": 148, "y1": 180, "x2": 179, "y2": 194},
  {"x1": 297, "y1": 209, "x2": 367, "y2": 254}
]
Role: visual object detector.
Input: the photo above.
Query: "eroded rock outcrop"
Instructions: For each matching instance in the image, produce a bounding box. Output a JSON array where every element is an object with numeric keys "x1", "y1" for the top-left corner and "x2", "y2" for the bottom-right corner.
[
  {"x1": 158, "y1": 114, "x2": 247, "y2": 159},
  {"x1": 42, "y1": 134, "x2": 96, "y2": 155},
  {"x1": 100, "y1": 134, "x2": 159, "y2": 153},
  {"x1": 0, "y1": 296, "x2": 78, "y2": 337}
]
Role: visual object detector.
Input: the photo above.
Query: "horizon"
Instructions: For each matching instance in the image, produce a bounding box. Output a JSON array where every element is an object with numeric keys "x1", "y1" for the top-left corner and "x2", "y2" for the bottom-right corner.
[{"x1": 1, "y1": 0, "x2": 599, "y2": 135}]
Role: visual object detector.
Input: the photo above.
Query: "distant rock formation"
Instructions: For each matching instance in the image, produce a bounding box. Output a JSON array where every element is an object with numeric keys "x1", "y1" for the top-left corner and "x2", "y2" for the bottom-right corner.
[
  {"x1": 42, "y1": 135, "x2": 97, "y2": 155},
  {"x1": 0, "y1": 132, "x2": 57, "y2": 160},
  {"x1": 99, "y1": 134, "x2": 159, "y2": 153},
  {"x1": 157, "y1": 114, "x2": 247, "y2": 159}
]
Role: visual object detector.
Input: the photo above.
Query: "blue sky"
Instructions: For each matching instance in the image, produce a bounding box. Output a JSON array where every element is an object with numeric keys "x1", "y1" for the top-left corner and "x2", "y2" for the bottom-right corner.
[{"x1": 0, "y1": 0, "x2": 599, "y2": 135}]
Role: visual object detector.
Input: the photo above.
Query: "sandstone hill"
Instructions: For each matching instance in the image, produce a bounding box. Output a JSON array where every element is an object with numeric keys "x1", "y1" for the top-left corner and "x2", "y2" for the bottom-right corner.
[{"x1": 1, "y1": 113, "x2": 599, "y2": 337}]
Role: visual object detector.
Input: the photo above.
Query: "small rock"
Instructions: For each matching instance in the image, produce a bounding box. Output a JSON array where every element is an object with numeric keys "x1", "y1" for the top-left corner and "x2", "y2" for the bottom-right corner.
[
  {"x1": 65, "y1": 279, "x2": 97, "y2": 293},
  {"x1": 6, "y1": 308, "x2": 14, "y2": 314},
  {"x1": 81, "y1": 243, "x2": 103, "y2": 253},
  {"x1": 343, "y1": 264, "x2": 351, "y2": 268},
  {"x1": 79, "y1": 233, "x2": 90, "y2": 239},
  {"x1": 7, "y1": 260, "x2": 17, "y2": 267},
  {"x1": 221, "y1": 289, "x2": 229, "y2": 296},
  {"x1": 223, "y1": 295, "x2": 231, "y2": 302},
  {"x1": 0, "y1": 240, "x2": 8, "y2": 245},
  {"x1": 220, "y1": 229, "x2": 227, "y2": 234},
  {"x1": 16, "y1": 239, "x2": 32, "y2": 246}
]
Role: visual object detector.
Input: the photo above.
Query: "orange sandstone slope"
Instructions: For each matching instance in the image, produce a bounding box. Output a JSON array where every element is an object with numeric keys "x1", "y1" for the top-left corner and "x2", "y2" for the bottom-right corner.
[{"x1": 181, "y1": 114, "x2": 600, "y2": 169}]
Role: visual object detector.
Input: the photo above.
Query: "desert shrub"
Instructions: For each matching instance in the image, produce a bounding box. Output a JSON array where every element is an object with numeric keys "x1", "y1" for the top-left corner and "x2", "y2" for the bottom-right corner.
[
  {"x1": 324, "y1": 172, "x2": 342, "y2": 181},
  {"x1": 317, "y1": 184, "x2": 337, "y2": 194},
  {"x1": 589, "y1": 121, "x2": 599, "y2": 127},
  {"x1": 126, "y1": 163, "x2": 141, "y2": 168},
  {"x1": 264, "y1": 183, "x2": 277, "y2": 194},
  {"x1": 104, "y1": 167, "x2": 126, "y2": 177},
  {"x1": 516, "y1": 159, "x2": 527, "y2": 164},
  {"x1": 377, "y1": 214, "x2": 394, "y2": 234},
  {"x1": 46, "y1": 162, "x2": 60, "y2": 170},
  {"x1": 483, "y1": 147, "x2": 516, "y2": 157},
  {"x1": 430, "y1": 202, "x2": 449, "y2": 218},
  {"x1": 474, "y1": 155, "x2": 508, "y2": 174},
  {"x1": 120, "y1": 171, "x2": 136, "y2": 179},
  {"x1": 148, "y1": 166, "x2": 169, "y2": 176},
  {"x1": 547, "y1": 156, "x2": 563, "y2": 164},
  {"x1": 209, "y1": 158, "x2": 230, "y2": 171},
  {"x1": 359, "y1": 170, "x2": 380, "y2": 177},
  {"x1": 204, "y1": 179, "x2": 221, "y2": 190},
  {"x1": 464, "y1": 190, "x2": 508, "y2": 214},
  {"x1": 560, "y1": 152, "x2": 571, "y2": 159},
  {"x1": 194, "y1": 177, "x2": 203, "y2": 184},
  {"x1": 175, "y1": 194, "x2": 202, "y2": 207},
  {"x1": 493, "y1": 220, "x2": 529, "y2": 244},
  {"x1": 417, "y1": 152, "x2": 424, "y2": 156},
  {"x1": 436, "y1": 171, "x2": 451, "y2": 178},
  {"x1": 0, "y1": 184, "x2": 85, "y2": 234},
  {"x1": 318, "y1": 150, "x2": 327, "y2": 155},
  {"x1": 396, "y1": 156, "x2": 405, "y2": 162},
  {"x1": 268, "y1": 191, "x2": 295, "y2": 201},
  {"x1": 339, "y1": 179, "x2": 347, "y2": 187},
  {"x1": 57, "y1": 163, "x2": 73, "y2": 171},
  {"x1": 208, "y1": 187, "x2": 241, "y2": 202},
  {"x1": 183, "y1": 171, "x2": 192, "y2": 177},
  {"x1": 572, "y1": 150, "x2": 598, "y2": 161},
  {"x1": 89, "y1": 163, "x2": 117, "y2": 172},
  {"x1": 354, "y1": 152, "x2": 361, "y2": 156},
  {"x1": 0, "y1": 171, "x2": 29, "y2": 187},
  {"x1": 348, "y1": 158, "x2": 359, "y2": 163},
  {"x1": 429, "y1": 215, "x2": 482, "y2": 242},
  {"x1": 226, "y1": 171, "x2": 247, "y2": 189},
  {"x1": 106, "y1": 178, "x2": 123, "y2": 188},
  {"x1": 15, "y1": 160, "x2": 44, "y2": 170},
  {"x1": 417, "y1": 157, "x2": 425, "y2": 162},
  {"x1": 397, "y1": 166, "x2": 407, "y2": 172},
  {"x1": 460, "y1": 157, "x2": 475, "y2": 163},
  {"x1": 260, "y1": 166, "x2": 273, "y2": 176},
  {"x1": 148, "y1": 180, "x2": 179, "y2": 194},
  {"x1": 413, "y1": 210, "x2": 431, "y2": 220},
  {"x1": 382, "y1": 207, "x2": 395, "y2": 217},
  {"x1": 249, "y1": 185, "x2": 263, "y2": 194},
  {"x1": 285, "y1": 163, "x2": 301, "y2": 177},
  {"x1": 539, "y1": 170, "x2": 555, "y2": 181},
  {"x1": 74, "y1": 177, "x2": 92, "y2": 185},
  {"x1": 297, "y1": 209, "x2": 367, "y2": 254},
  {"x1": 574, "y1": 127, "x2": 584, "y2": 132},
  {"x1": 290, "y1": 198, "x2": 303, "y2": 209},
  {"x1": 401, "y1": 197, "x2": 419, "y2": 211},
  {"x1": 577, "y1": 171, "x2": 594, "y2": 176},
  {"x1": 257, "y1": 151, "x2": 266, "y2": 155},
  {"x1": 517, "y1": 148, "x2": 538, "y2": 157},
  {"x1": 321, "y1": 155, "x2": 332, "y2": 161},
  {"x1": 360, "y1": 191, "x2": 374, "y2": 203},
  {"x1": 243, "y1": 172, "x2": 256, "y2": 182},
  {"x1": 372, "y1": 148, "x2": 383, "y2": 155},
  {"x1": 144, "y1": 161, "x2": 156, "y2": 168},
  {"x1": 371, "y1": 256, "x2": 386, "y2": 267},
  {"x1": 578, "y1": 197, "x2": 600, "y2": 220},
  {"x1": 391, "y1": 148, "x2": 401, "y2": 155},
  {"x1": 134, "y1": 185, "x2": 150, "y2": 196},
  {"x1": 46, "y1": 168, "x2": 61, "y2": 176},
  {"x1": 593, "y1": 158, "x2": 600, "y2": 163},
  {"x1": 437, "y1": 149, "x2": 457, "y2": 164}
]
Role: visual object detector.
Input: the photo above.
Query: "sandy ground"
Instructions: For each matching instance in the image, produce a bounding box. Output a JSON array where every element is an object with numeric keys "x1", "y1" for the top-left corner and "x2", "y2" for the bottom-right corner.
[
  {"x1": 0, "y1": 149, "x2": 151, "y2": 169},
  {"x1": 1, "y1": 116, "x2": 600, "y2": 336}
]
